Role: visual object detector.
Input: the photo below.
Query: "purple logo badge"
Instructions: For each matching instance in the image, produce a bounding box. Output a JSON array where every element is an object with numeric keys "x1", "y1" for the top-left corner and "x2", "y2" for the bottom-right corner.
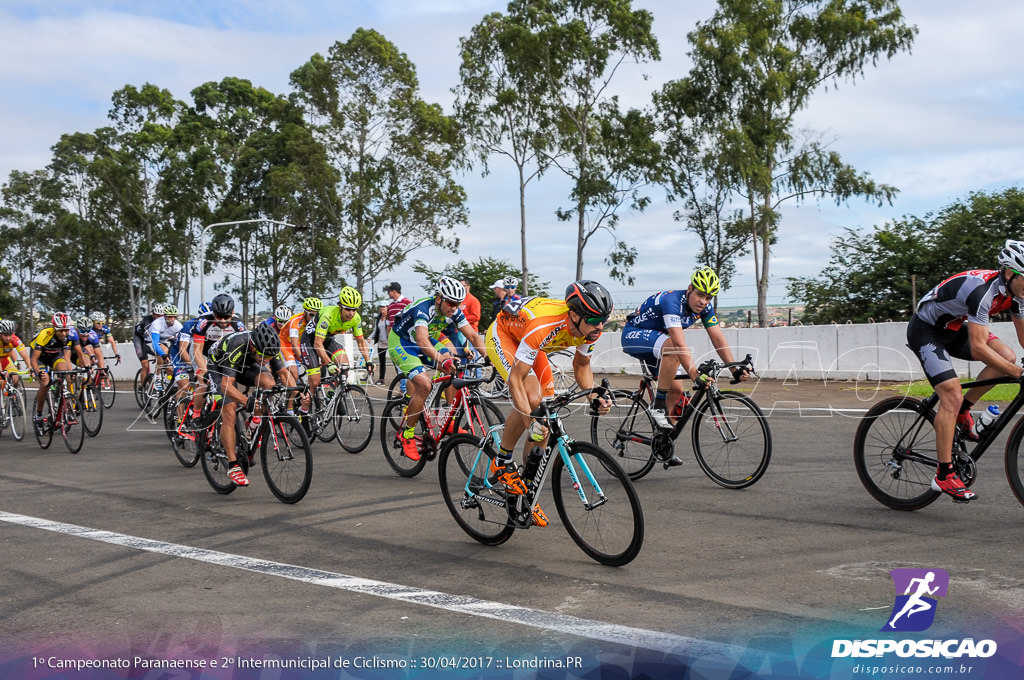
[{"x1": 882, "y1": 568, "x2": 949, "y2": 632}]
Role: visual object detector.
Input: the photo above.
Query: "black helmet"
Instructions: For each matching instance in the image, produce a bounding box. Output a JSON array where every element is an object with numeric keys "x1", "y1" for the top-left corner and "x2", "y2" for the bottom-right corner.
[
  {"x1": 210, "y1": 293, "x2": 235, "y2": 317},
  {"x1": 250, "y1": 324, "x2": 279, "y2": 356},
  {"x1": 565, "y1": 280, "x2": 613, "y2": 320}
]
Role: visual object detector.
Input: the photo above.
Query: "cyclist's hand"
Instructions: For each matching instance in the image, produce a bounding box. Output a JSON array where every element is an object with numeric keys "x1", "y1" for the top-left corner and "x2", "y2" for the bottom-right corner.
[
  {"x1": 440, "y1": 357, "x2": 457, "y2": 374},
  {"x1": 590, "y1": 396, "x2": 611, "y2": 416},
  {"x1": 244, "y1": 395, "x2": 256, "y2": 413},
  {"x1": 483, "y1": 355, "x2": 492, "y2": 367},
  {"x1": 326, "y1": 363, "x2": 340, "y2": 376},
  {"x1": 695, "y1": 373, "x2": 714, "y2": 387},
  {"x1": 115, "y1": 354, "x2": 122, "y2": 365},
  {"x1": 730, "y1": 367, "x2": 751, "y2": 384}
]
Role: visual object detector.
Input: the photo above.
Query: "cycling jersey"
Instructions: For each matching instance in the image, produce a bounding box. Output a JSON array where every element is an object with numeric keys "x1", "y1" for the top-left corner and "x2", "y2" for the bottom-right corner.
[
  {"x1": 314, "y1": 306, "x2": 365, "y2": 339},
  {"x1": 209, "y1": 331, "x2": 284, "y2": 382},
  {"x1": 916, "y1": 269, "x2": 1024, "y2": 330},
  {"x1": 192, "y1": 314, "x2": 246, "y2": 357},
  {"x1": 149, "y1": 316, "x2": 183, "y2": 357},
  {"x1": 133, "y1": 314, "x2": 157, "y2": 339},
  {"x1": 626, "y1": 290, "x2": 718, "y2": 332},
  {"x1": 92, "y1": 323, "x2": 113, "y2": 340},
  {"x1": 0, "y1": 333, "x2": 26, "y2": 359},
  {"x1": 29, "y1": 328, "x2": 78, "y2": 364},
  {"x1": 491, "y1": 296, "x2": 599, "y2": 364},
  {"x1": 391, "y1": 297, "x2": 470, "y2": 345}
]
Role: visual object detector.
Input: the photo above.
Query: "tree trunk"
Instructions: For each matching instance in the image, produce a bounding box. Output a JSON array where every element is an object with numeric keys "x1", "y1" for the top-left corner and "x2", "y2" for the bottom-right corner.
[{"x1": 519, "y1": 165, "x2": 529, "y2": 296}]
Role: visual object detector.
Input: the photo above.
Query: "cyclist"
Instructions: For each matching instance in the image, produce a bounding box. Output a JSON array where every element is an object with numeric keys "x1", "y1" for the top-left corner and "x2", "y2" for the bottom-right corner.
[
  {"x1": 74, "y1": 316, "x2": 101, "y2": 367},
  {"x1": 208, "y1": 324, "x2": 291, "y2": 487},
  {"x1": 192, "y1": 294, "x2": 246, "y2": 377},
  {"x1": 294, "y1": 296, "x2": 328, "y2": 414},
  {"x1": 148, "y1": 304, "x2": 184, "y2": 396},
  {"x1": 265, "y1": 304, "x2": 300, "y2": 383},
  {"x1": 312, "y1": 286, "x2": 373, "y2": 379},
  {"x1": 0, "y1": 319, "x2": 31, "y2": 387},
  {"x1": 484, "y1": 280, "x2": 613, "y2": 527},
  {"x1": 388, "y1": 276, "x2": 487, "y2": 460},
  {"x1": 88, "y1": 312, "x2": 121, "y2": 376},
  {"x1": 906, "y1": 240, "x2": 1024, "y2": 502},
  {"x1": 28, "y1": 313, "x2": 81, "y2": 426},
  {"x1": 621, "y1": 267, "x2": 750, "y2": 451},
  {"x1": 133, "y1": 303, "x2": 164, "y2": 387}
]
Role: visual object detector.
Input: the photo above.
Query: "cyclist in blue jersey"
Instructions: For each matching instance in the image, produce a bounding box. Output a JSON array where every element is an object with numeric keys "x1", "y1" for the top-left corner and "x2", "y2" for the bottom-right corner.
[
  {"x1": 622, "y1": 267, "x2": 749, "y2": 457},
  {"x1": 88, "y1": 312, "x2": 120, "y2": 372}
]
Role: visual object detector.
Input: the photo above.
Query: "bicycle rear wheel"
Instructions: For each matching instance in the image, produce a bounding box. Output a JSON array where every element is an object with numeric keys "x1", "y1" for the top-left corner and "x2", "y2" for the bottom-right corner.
[
  {"x1": 0, "y1": 389, "x2": 8, "y2": 437},
  {"x1": 34, "y1": 393, "x2": 54, "y2": 449},
  {"x1": 166, "y1": 397, "x2": 201, "y2": 467},
  {"x1": 134, "y1": 368, "x2": 151, "y2": 409},
  {"x1": 80, "y1": 386, "x2": 104, "y2": 437},
  {"x1": 335, "y1": 385, "x2": 374, "y2": 453},
  {"x1": 99, "y1": 369, "x2": 116, "y2": 408},
  {"x1": 853, "y1": 397, "x2": 941, "y2": 510},
  {"x1": 379, "y1": 399, "x2": 428, "y2": 477},
  {"x1": 386, "y1": 373, "x2": 408, "y2": 404},
  {"x1": 200, "y1": 412, "x2": 247, "y2": 494},
  {"x1": 552, "y1": 442, "x2": 644, "y2": 566},
  {"x1": 8, "y1": 385, "x2": 27, "y2": 441},
  {"x1": 691, "y1": 391, "x2": 771, "y2": 489},
  {"x1": 590, "y1": 389, "x2": 657, "y2": 480},
  {"x1": 312, "y1": 385, "x2": 337, "y2": 443},
  {"x1": 438, "y1": 433, "x2": 515, "y2": 546},
  {"x1": 260, "y1": 416, "x2": 313, "y2": 503},
  {"x1": 61, "y1": 392, "x2": 85, "y2": 454}
]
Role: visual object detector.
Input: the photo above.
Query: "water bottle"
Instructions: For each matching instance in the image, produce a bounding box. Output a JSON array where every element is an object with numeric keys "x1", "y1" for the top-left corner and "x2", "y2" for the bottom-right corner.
[
  {"x1": 671, "y1": 392, "x2": 691, "y2": 419},
  {"x1": 523, "y1": 447, "x2": 543, "y2": 487},
  {"x1": 976, "y1": 404, "x2": 1000, "y2": 437}
]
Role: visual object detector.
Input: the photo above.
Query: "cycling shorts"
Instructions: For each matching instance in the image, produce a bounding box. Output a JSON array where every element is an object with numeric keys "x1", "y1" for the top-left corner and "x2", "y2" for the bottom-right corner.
[
  {"x1": 279, "y1": 343, "x2": 297, "y2": 367},
  {"x1": 387, "y1": 329, "x2": 451, "y2": 379},
  {"x1": 907, "y1": 315, "x2": 998, "y2": 386},
  {"x1": 620, "y1": 325, "x2": 671, "y2": 374},
  {"x1": 485, "y1": 322, "x2": 556, "y2": 398},
  {"x1": 133, "y1": 335, "x2": 155, "y2": 361},
  {"x1": 209, "y1": 363, "x2": 266, "y2": 392},
  {"x1": 299, "y1": 335, "x2": 346, "y2": 376}
]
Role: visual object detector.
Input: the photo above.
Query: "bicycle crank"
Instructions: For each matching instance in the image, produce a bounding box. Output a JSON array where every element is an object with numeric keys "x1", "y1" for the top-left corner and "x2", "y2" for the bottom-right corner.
[
  {"x1": 651, "y1": 431, "x2": 675, "y2": 462},
  {"x1": 954, "y1": 452, "x2": 978, "y2": 487}
]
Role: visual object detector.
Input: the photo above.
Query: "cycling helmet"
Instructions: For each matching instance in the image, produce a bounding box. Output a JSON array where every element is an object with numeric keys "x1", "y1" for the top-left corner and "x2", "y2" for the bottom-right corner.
[
  {"x1": 436, "y1": 276, "x2": 466, "y2": 303},
  {"x1": 274, "y1": 304, "x2": 294, "y2": 323},
  {"x1": 210, "y1": 293, "x2": 235, "y2": 317},
  {"x1": 52, "y1": 312, "x2": 72, "y2": 330},
  {"x1": 0, "y1": 319, "x2": 15, "y2": 334},
  {"x1": 503, "y1": 276, "x2": 519, "y2": 289},
  {"x1": 197, "y1": 301, "x2": 212, "y2": 316},
  {"x1": 250, "y1": 323, "x2": 279, "y2": 356},
  {"x1": 76, "y1": 315, "x2": 91, "y2": 331},
  {"x1": 302, "y1": 296, "x2": 323, "y2": 312},
  {"x1": 151, "y1": 303, "x2": 166, "y2": 316},
  {"x1": 998, "y1": 240, "x2": 1024, "y2": 273},
  {"x1": 564, "y1": 280, "x2": 613, "y2": 320},
  {"x1": 163, "y1": 304, "x2": 179, "y2": 316},
  {"x1": 89, "y1": 311, "x2": 106, "y2": 323},
  {"x1": 338, "y1": 286, "x2": 362, "y2": 310},
  {"x1": 690, "y1": 266, "x2": 721, "y2": 296}
]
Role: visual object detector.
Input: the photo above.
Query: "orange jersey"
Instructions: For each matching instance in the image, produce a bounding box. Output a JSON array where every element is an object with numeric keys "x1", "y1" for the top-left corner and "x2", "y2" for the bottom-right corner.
[
  {"x1": 0, "y1": 333, "x2": 25, "y2": 359},
  {"x1": 493, "y1": 297, "x2": 599, "y2": 364}
]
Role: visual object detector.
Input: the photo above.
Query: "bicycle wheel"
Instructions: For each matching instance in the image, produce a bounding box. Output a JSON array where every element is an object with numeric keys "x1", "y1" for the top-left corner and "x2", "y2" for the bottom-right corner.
[
  {"x1": 260, "y1": 416, "x2": 313, "y2": 503},
  {"x1": 438, "y1": 433, "x2": 516, "y2": 546},
  {"x1": 479, "y1": 368, "x2": 509, "y2": 399},
  {"x1": 386, "y1": 373, "x2": 408, "y2": 404},
  {"x1": 590, "y1": 389, "x2": 657, "y2": 480},
  {"x1": 551, "y1": 363, "x2": 577, "y2": 396},
  {"x1": 552, "y1": 441, "x2": 644, "y2": 566},
  {"x1": 99, "y1": 369, "x2": 116, "y2": 408},
  {"x1": 853, "y1": 396, "x2": 941, "y2": 511},
  {"x1": 80, "y1": 386, "x2": 104, "y2": 437},
  {"x1": 1004, "y1": 418, "x2": 1024, "y2": 508},
  {"x1": 335, "y1": 385, "x2": 374, "y2": 453},
  {"x1": 312, "y1": 385, "x2": 337, "y2": 443},
  {"x1": 0, "y1": 389, "x2": 8, "y2": 437},
  {"x1": 61, "y1": 391, "x2": 85, "y2": 454},
  {"x1": 379, "y1": 398, "x2": 428, "y2": 477},
  {"x1": 691, "y1": 390, "x2": 771, "y2": 489},
  {"x1": 166, "y1": 397, "x2": 201, "y2": 467},
  {"x1": 200, "y1": 412, "x2": 247, "y2": 494},
  {"x1": 34, "y1": 392, "x2": 54, "y2": 449},
  {"x1": 8, "y1": 385, "x2": 27, "y2": 441},
  {"x1": 134, "y1": 368, "x2": 151, "y2": 408}
]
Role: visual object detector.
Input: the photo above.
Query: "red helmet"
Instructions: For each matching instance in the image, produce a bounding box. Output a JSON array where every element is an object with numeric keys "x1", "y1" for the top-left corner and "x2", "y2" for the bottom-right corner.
[{"x1": 52, "y1": 312, "x2": 72, "y2": 330}]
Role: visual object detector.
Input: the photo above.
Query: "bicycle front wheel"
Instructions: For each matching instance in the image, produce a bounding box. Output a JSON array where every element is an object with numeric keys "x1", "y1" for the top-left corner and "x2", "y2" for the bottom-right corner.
[
  {"x1": 691, "y1": 391, "x2": 771, "y2": 489},
  {"x1": 133, "y1": 368, "x2": 151, "y2": 409},
  {"x1": 99, "y1": 369, "x2": 117, "y2": 408},
  {"x1": 552, "y1": 442, "x2": 644, "y2": 566},
  {"x1": 590, "y1": 390, "x2": 657, "y2": 480},
  {"x1": 61, "y1": 393, "x2": 85, "y2": 454},
  {"x1": 386, "y1": 373, "x2": 408, "y2": 404},
  {"x1": 438, "y1": 433, "x2": 515, "y2": 546},
  {"x1": 335, "y1": 385, "x2": 374, "y2": 453},
  {"x1": 166, "y1": 397, "x2": 201, "y2": 467},
  {"x1": 200, "y1": 413, "x2": 246, "y2": 494},
  {"x1": 80, "y1": 386, "x2": 104, "y2": 437},
  {"x1": 35, "y1": 393, "x2": 54, "y2": 449},
  {"x1": 260, "y1": 416, "x2": 313, "y2": 503},
  {"x1": 853, "y1": 396, "x2": 941, "y2": 510},
  {"x1": 8, "y1": 385, "x2": 27, "y2": 441},
  {"x1": 379, "y1": 399, "x2": 428, "y2": 477}
]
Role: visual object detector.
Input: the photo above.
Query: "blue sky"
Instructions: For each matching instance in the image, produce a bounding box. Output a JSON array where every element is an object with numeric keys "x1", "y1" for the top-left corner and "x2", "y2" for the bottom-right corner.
[{"x1": 2, "y1": 0, "x2": 1022, "y2": 310}]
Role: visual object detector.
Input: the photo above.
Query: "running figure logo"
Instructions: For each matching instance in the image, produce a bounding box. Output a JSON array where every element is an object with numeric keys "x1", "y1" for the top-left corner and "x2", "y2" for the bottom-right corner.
[{"x1": 882, "y1": 568, "x2": 949, "y2": 632}]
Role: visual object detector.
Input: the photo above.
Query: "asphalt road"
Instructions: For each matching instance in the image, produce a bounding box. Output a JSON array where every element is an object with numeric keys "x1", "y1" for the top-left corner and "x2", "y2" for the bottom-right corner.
[{"x1": 1, "y1": 382, "x2": 1022, "y2": 676}]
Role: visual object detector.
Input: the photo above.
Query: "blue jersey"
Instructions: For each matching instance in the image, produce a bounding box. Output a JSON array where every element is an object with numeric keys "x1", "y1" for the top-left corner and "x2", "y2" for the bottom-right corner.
[
  {"x1": 626, "y1": 290, "x2": 718, "y2": 333},
  {"x1": 80, "y1": 329, "x2": 101, "y2": 348},
  {"x1": 390, "y1": 297, "x2": 470, "y2": 345}
]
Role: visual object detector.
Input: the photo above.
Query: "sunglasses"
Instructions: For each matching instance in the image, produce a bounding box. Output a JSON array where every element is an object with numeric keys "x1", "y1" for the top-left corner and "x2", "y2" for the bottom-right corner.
[
  {"x1": 580, "y1": 314, "x2": 607, "y2": 326},
  {"x1": 340, "y1": 306, "x2": 358, "y2": 312},
  {"x1": 214, "y1": 315, "x2": 232, "y2": 321}
]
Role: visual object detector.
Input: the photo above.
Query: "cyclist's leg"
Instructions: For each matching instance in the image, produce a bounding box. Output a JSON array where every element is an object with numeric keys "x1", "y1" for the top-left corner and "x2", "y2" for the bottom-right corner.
[
  {"x1": 133, "y1": 336, "x2": 151, "y2": 379},
  {"x1": 35, "y1": 360, "x2": 54, "y2": 415}
]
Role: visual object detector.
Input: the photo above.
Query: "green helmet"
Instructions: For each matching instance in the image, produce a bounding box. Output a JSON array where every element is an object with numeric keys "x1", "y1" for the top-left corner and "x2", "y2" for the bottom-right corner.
[
  {"x1": 302, "y1": 296, "x2": 323, "y2": 312},
  {"x1": 338, "y1": 286, "x2": 362, "y2": 310},
  {"x1": 690, "y1": 267, "x2": 720, "y2": 296}
]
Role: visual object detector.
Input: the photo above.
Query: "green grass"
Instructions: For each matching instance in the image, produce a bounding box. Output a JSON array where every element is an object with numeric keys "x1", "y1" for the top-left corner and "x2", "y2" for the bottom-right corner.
[{"x1": 887, "y1": 380, "x2": 1021, "y2": 402}]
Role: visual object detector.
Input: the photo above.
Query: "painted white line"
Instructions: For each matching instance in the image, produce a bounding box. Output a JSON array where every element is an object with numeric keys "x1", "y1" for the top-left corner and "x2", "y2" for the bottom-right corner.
[{"x1": 0, "y1": 511, "x2": 742, "y2": 659}]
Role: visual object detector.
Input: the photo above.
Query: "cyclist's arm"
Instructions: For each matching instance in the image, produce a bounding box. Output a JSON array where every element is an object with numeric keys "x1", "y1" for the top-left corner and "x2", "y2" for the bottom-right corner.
[
  {"x1": 705, "y1": 324, "x2": 747, "y2": 380},
  {"x1": 219, "y1": 374, "x2": 248, "y2": 406},
  {"x1": 1013, "y1": 316, "x2": 1024, "y2": 366},
  {"x1": 414, "y1": 324, "x2": 447, "y2": 364},
  {"x1": 192, "y1": 337, "x2": 208, "y2": 372},
  {"x1": 354, "y1": 335, "x2": 372, "y2": 365},
  {"x1": 107, "y1": 336, "x2": 119, "y2": 353},
  {"x1": 969, "y1": 322, "x2": 1022, "y2": 378},
  {"x1": 73, "y1": 342, "x2": 91, "y2": 367},
  {"x1": 150, "y1": 329, "x2": 166, "y2": 357},
  {"x1": 460, "y1": 324, "x2": 487, "y2": 358}
]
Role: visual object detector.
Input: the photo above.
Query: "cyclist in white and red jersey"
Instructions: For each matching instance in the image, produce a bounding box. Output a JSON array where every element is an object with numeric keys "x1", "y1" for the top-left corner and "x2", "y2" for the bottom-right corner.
[{"x1": 907, "y1": 240, "x2": 1024, "y2": 502}]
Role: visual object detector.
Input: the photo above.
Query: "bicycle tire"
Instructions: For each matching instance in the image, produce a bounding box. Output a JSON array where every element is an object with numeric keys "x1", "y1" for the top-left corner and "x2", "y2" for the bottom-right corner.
[
  {"x1": 438, "y1": 433, "x2": 516, "y2": 546},
  {"x1": 0, "y1": 388, "x2": 8, "y2": 437},
  {"x1": 61, "y1": 390, "x2": 85, "y2": 454},
  {"x1": 166, "y1": 396, "x2": 201, "y2": 467},
  {"x1": 34, "y1": 391, "x2": 54, "y2": 449},
  {"x1": 691, "y1": 390, "x2": 771, "y2": 489},
  {"x1": 1004, "y1": 417, "x2": 1024, "y2": 508},
  {"x1": 853, "y1": 396, "x2": 941, "y2": 510},
  {"x1": 260, "y1": 416, "x2": 313, "y2": 504},
  {"x1": 379, "y1": 398, "x2": 428, "y2": 477},
  {"x1": 312, "y1": 385, "x2": 338, "y2": 443},
  {"x1": 200, "y1": 411, "x2": 247, "y2": 494},
  {"x1": 335, "y1": 385, "x2": 374, "y2": 453},
  {"x1": 386, "y1": 373, "x2": 408, "y2": 404},
  {"x1": 99, "y1": 369, "x2": 116, "y2": 408},
  {"x1": 551, "y1": 441, "x2": 644, "y2": 566},
  {"x1": 133, "y1": 368, "x2": 150, "y2": 409},
  {"x1": 80, "y1": 385, "x2": 104, "y2": 437},
  {"x1": 478, "y1": 367, "x2": 509, "y2": 399},
  {"x1": 8, "y1": 385, "x2": 27, "y2": 441},
  {"x1": 590, "y1": 389, "x2": 657, "y2": 480}
]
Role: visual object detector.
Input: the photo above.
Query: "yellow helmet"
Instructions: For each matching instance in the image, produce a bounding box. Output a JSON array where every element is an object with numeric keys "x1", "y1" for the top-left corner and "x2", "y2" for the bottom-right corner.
[
  {"x1": 338, "y1": 286, "x2": 362, "y2": 310},
  {"x1": 690, "y1": 266, "x2": 720, "y2": 296},
  {"x1": 302, "y1": 296, "x2": 323, "y2": 312}
]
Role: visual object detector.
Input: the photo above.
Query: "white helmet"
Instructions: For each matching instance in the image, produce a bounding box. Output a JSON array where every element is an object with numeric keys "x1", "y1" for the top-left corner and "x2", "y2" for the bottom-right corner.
[
  {"x1": 274, "y1": 304, "x2": 294, "y2": 323},
  {"x1": 503, "y1": 276, "x2": 519, "y2": 289},
  {"x1": 999, "y1": 240, "x2": 1024, "y2": 273},
  {"x1": 90, "y1": 311, "x2": 106, "y2": 323},
  {"x1": 436, "y1": 276, "x2": 466, "y2": 303}
]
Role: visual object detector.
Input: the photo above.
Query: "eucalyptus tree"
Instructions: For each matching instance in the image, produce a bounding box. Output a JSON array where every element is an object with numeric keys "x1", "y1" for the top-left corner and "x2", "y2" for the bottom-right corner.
[
  {"x1": 0, "y1": 170, "x2": 54, "y2": 332},
  {"x1": 290, "y1": 28, "x2": 468, "y2": 302},
  {"x1": 677, "y1": 0, "x2": 915, "y2": 325},
  {"x1": 504, "y1": 0, "x2": 660, "y2": 281}
]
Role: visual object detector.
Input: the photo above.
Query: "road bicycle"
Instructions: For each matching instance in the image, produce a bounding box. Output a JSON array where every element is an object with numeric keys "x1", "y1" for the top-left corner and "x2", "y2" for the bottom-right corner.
[
  {"x1": 296, "y1": 365, "x2": 375, "y2": 453},
  {"x1": 0, "y1": 369, "x2": 29, "y2": 440},
  {"x1": 854, "y1": 372, "x2": 1024, "y2": 510},
  {"x1": 379, "y1": 360, "x2": 505, "y2": 478},
  {"x1": 477, "y1": 349, "x2": 578, "y2": 400},
  {"x1": 93, "y1": 354, "x2": 120, "y2": 408},
  {"x1": 162, "y1": 369, "x2": 213, "y2": 468},
  {"x1": 34, "y1": 368, "x2": 88, "y2": 453},
  {"x1": 74, "y1": 366, "x2": 104, "y2": 437},
  {"x1": 134, "y1": 361, "x2": 173, "y2": 411},
  {"x1": 438, "y1": 382, "x2": 644, "y2": 566},
  {"x1": 198, "y1": 384, "x2": 313, "y2": 503},
  {"x1": 590, "y1": 354, "x2": 772, "y2": 486}
]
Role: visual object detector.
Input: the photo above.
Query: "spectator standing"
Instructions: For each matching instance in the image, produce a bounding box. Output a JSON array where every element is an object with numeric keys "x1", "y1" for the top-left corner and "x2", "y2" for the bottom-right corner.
[
  {"x1": 385, "y1": 282, "x2": 412, "y2": 331},
  {"x1": 370, "y1": 302, "x2": 389, "y2": 385},
  {"x1": 459, "y1": 279, "x2": 481, "y2": 332}
]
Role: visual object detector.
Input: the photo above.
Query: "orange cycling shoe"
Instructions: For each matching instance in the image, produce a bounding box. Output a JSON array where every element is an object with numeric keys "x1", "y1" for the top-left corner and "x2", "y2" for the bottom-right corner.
[
  {"x1": 488, "y1": 457, "x2": 527, "y2": 495},
  {"x1": 400, "y1": 433, "x2": 421, "y2": 461}
]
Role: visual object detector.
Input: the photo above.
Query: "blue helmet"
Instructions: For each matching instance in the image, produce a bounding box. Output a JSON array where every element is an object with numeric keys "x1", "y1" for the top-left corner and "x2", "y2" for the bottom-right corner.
[{"x1": 197, "y1": 301, "x2": 212, "y2": 316}]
